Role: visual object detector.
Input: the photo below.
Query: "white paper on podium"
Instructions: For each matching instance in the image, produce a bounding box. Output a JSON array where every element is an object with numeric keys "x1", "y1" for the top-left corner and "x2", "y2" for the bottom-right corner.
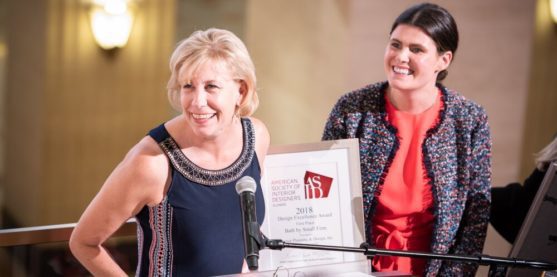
[{"x1": 257, "y1": 139, "x2": 366, "y2": 272}]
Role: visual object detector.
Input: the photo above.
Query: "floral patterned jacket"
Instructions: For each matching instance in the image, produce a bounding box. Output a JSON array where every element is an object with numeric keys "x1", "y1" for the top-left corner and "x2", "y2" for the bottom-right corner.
[{"x1": 322, "y1": 82, "x2": 491, "y2": 276}]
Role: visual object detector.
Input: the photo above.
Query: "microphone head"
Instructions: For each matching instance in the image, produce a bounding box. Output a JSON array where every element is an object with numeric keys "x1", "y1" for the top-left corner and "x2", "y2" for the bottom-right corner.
[{"x1": 235, "y1": 176, "x2": 257, "y2": 195}]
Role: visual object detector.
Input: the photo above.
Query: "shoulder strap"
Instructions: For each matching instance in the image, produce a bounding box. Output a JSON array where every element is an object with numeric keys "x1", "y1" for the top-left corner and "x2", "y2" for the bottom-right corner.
[
  {"x1": 148, "y1": 123, "x2": 170, "y2": 143},
  {"x1": 241, "y1": 117, "x2": 255, "y2": 151}
]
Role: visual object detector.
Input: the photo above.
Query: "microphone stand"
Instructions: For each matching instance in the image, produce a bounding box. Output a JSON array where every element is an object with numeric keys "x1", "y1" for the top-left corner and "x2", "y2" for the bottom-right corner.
[{"x1": 263, "y1": 238, "x2": 557, "y2": 276}]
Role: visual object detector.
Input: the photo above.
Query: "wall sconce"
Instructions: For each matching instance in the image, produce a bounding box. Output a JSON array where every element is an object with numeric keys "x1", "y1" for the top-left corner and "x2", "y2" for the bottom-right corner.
[
  {"x1": 89, "y1": 0, "x2": 134, "y2": 50},
  {"x1": 551, "y1": 0, "x2": 557, "y2": 24}
]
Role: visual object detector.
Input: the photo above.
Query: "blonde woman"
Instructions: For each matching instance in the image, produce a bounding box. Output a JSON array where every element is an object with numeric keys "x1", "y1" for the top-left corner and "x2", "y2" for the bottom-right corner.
[{"x1": 70, "y1": 28, "x2": 270, "y2": 276}]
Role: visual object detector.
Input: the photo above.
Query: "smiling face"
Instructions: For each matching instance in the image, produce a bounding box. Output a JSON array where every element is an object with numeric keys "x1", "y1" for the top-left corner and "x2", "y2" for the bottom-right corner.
[
  {"x1": 178, "y1": 59, "x2": 245, "y2": 140},
  {"x1": 384, "y1": 24, "x2": 452, "y2": 94}
]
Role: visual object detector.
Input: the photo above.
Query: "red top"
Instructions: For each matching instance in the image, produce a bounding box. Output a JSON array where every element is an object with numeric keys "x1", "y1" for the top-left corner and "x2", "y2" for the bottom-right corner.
[{"x1": 371, "y1": 90, "x2": 442, "y2": 275}]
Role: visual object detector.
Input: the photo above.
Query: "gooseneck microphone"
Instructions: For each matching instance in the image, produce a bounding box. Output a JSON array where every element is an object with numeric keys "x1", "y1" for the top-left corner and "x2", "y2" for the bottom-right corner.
[{"x1": 235, "y1": 176, "x2": 262, "y2": 271}]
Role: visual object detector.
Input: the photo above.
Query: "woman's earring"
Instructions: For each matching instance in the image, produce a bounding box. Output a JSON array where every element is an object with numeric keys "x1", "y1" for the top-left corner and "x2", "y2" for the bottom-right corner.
[{"x1": 234, "y1": 106, "x2": 240, "y2": 119}]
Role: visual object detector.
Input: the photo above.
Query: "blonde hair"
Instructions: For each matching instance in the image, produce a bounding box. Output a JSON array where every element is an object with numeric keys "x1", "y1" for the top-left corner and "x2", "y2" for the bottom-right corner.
[
  {"x1": 535, "y1": 135, "x2": 557, "y2": 171},
  {"x1": 166, "y1": 28, "x2": 258, "y2": 116}
]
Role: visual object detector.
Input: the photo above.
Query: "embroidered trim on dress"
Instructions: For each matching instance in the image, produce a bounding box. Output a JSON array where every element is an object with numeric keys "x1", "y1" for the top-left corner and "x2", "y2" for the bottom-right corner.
[
  {"x1": 159, "y1": 118, "x2": 255, "y2": 186},
  {"x1": 147, "y1": 198, "x2": 174, "y2": 276}
]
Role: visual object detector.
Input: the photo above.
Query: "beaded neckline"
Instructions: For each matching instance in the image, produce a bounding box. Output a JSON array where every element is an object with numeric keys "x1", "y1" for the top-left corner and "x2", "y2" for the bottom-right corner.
[{"x1": 159, "y1": 118, "x2": 255, "y2": 186}]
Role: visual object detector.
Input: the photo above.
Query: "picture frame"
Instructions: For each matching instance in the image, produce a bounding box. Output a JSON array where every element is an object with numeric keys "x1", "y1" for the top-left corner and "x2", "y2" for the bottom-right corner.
[{"x1": 257, "y1": 138, "x2": 366, "y2": 271}]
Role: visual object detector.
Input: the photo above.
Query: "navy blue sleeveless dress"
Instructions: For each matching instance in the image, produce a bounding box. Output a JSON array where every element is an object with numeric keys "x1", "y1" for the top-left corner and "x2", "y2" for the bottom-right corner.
[{"x1": 135, "y1": 118, "x2": 266, "y2": 276}]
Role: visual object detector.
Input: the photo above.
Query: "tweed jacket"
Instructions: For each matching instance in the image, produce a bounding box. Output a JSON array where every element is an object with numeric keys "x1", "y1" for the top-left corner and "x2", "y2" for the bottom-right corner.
[{"x1": 322, "y1": 82, "x2": 491, "y2": 276}]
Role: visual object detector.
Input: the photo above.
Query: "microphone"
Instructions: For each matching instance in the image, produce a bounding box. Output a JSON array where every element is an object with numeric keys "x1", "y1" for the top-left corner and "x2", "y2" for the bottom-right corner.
[{"x1": 236, "y1": 176, "x2": 262, "y2": 271}]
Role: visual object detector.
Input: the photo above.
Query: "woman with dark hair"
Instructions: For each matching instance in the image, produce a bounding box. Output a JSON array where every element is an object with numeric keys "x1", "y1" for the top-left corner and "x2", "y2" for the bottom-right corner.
[{"x1": 322, "y1": 3, "x2": 491, "y2": 276}]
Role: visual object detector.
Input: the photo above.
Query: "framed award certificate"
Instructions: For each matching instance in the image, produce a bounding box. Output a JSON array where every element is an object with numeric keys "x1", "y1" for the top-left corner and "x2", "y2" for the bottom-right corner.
[{"x1": 258, "y1": 138, "x2": 365, "y2": 271}]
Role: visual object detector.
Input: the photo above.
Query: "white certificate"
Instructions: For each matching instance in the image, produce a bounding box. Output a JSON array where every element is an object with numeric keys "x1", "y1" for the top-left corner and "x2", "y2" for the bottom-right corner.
[{"x1": 258, "y1": 139, "x2": 365, "y2": 271}]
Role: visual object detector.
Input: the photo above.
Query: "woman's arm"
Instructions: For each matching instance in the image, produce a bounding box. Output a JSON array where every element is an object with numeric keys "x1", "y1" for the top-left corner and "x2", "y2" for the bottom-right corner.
[
  {"x1": 322, "y1": 99, "x2": 348, "y2": 141},
  {"x1": 442, "y1": 111, "x2": 492, "y2": 276},
  {"x1": 69, "y1": 137, "x2": 169, "y2": 276}
]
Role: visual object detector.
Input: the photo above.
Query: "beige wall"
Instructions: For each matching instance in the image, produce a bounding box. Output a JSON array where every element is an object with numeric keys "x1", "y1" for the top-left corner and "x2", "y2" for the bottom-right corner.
[
  {"x1": 246, "y1": 1, "x2": 350, "y2": 145},
  {"x1": 177, "y1": 0, "x2": 246, "y2": 41},
  {"x1": 4, "y1": 0, "x2": 46, "y2": 227},
  {"x1": 3, "y1": 0, "x2": 176, "y2": 226},
  {"x1": 520, "y1": 0, "x2": 557, "y2": 178}
]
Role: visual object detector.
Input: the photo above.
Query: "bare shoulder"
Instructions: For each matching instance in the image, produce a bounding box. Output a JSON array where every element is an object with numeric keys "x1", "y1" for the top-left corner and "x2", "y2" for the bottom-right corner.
[
  {"x1": 248, "y1": 117, "x2": 270, "y2": 142},
  {"x1": 112, "y1": 136, "x2": 169, "y2": 207},
  {"x1": 247, "y1": 117, "x2": 270, "y2": 168},
  {"x1": 248, "y1": 117, "x2": 270, "y2": 148}
]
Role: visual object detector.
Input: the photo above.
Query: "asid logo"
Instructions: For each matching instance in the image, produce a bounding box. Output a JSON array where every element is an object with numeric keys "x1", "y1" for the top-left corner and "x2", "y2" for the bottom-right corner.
[{"x1": 303, "y1": 171, "x2": 333, "y2": 199}]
